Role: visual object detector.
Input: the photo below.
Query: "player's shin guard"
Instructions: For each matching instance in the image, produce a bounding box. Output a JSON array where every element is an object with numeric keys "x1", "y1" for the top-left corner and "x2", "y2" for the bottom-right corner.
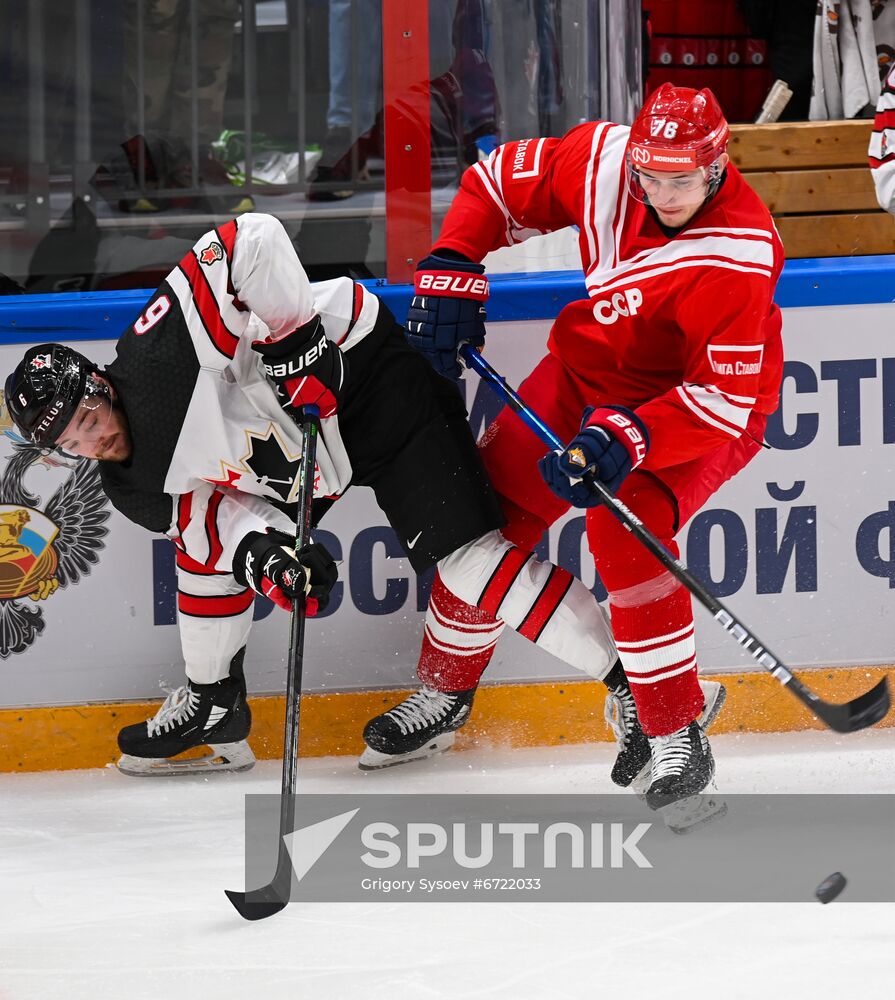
[
  {"x1": 360, "y1": 531, "x2": 618, "y2": 770},
  {"x1": 436, "y1": 530, "x2": 617, "y2": 681}
]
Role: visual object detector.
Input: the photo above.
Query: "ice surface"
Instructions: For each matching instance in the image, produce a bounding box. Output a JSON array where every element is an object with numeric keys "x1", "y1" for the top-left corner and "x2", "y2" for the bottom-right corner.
[{"x1": 2, "y1": 728, "x2": 895, "y2": 1000}]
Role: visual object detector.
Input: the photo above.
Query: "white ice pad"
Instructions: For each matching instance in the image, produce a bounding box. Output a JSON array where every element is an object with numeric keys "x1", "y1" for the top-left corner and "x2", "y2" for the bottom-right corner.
[{"x1": 2, "y1": 728, "x2": 895, "y2": 1000}]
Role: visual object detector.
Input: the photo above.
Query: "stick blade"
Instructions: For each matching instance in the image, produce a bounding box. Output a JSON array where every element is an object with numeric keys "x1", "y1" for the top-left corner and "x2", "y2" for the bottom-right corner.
[
  {"x1": 816, "y1": 677, "x2": 890, "y2": 733},
  {"x1": 225, "y1": 883, "x2": 288, "y2": 921}
]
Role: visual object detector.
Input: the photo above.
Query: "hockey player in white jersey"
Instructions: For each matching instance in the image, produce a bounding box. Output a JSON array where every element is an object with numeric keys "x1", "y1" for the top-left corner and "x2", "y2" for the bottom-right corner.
[
  {"x1": 869, "y1": 61, "x2": 895, "y2": 214},
  {"x1": 5, "y1": 212, "x2": 629, "y2": 777}
]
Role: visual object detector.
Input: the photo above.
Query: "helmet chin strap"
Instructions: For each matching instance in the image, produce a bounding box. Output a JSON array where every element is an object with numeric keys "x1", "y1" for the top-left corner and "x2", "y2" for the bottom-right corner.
[{"x1": 704, "y1": 159, "x2": 725, "y2": 199}]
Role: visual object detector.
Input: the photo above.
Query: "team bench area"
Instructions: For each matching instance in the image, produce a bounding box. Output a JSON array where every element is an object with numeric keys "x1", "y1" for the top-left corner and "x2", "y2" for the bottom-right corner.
[{"x1": 729, "y1": 119, "x2": 895, "y2": 258}]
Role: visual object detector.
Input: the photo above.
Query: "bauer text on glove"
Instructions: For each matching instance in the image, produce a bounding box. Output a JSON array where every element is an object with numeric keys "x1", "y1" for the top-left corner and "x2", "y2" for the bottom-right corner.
[
  {"x1": 405, "y1": 253, "x2": 488, "y2": 380},
  {"x1": 233, "y1": 530, "x2": 338, "y2": 614},
  {"x1": 538, "y1": 406, "x2": 650, "y2": 507},
  {"x1": 253, "y1": 315, "x2": 346, "y2": 418}
]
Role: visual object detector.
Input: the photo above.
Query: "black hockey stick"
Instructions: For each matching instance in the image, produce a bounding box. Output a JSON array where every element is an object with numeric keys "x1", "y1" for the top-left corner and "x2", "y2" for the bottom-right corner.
[
  {"x1": 226, "y1": 404, "x2": 321, "y2": 920},
  {"x1": 459, "y1": 344, "x2": 890, "y2": 734}
]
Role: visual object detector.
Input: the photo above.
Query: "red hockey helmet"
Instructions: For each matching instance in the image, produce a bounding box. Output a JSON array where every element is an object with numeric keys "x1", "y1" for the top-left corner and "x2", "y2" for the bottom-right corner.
[{"x1": 627, "y1": 83, "x2": 729, "y2": 173}]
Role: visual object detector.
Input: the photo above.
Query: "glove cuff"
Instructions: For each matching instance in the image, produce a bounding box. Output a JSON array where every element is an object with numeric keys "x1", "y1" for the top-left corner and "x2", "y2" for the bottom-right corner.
[
  {"x1": 232, "y1": 530, "x2": 265, "y2": 587},
  {"x1": 583, "y1": 406, "x2": 650, "y2": 470},
  {"x1": 415, "y1": 255, "x2": 489, "y2": 301},
  {"x1": 252, "y1": 315, "x2": 322, "y2": 358}
]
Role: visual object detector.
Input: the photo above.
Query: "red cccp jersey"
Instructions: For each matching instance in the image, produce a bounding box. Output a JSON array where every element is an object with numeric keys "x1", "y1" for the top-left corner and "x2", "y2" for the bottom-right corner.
[{"x1": 436, "y1": 121, "x2": 785, "y2": 470}]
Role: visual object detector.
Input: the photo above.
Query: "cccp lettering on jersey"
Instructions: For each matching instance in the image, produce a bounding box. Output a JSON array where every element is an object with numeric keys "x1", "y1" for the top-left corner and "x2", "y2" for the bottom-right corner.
[{"x1": 592, "y1": 287, "x2": 643, "y2": 326}]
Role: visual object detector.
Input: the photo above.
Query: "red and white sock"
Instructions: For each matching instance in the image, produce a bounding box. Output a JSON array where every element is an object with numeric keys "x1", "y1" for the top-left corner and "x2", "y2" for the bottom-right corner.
[
  {"x1": 610, "y1": 581, "x2": 704, "y2": 736},
  {"x1": 418, "y1": 572, "x2": 505, "y2": 691}
]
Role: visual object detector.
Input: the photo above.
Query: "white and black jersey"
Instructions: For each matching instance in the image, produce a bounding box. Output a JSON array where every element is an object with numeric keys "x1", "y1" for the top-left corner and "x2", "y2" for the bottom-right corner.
[
  {"x1": 101, "y1": 213, "x2": 382, "y2": 553},
  {"x1": 96, "y1": 213, "x2": 503, "y2": 683},
  {"x1": 870, "y1": 62, "x2": 895, "y2": 214}
]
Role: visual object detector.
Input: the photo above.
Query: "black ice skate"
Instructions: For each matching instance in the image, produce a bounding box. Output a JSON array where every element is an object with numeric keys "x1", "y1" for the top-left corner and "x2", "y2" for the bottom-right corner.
[
  {"x1": 117, "y1": 675, "x2": 255, "y2": 777},
  {"x1": 643, "y1": 720, "x2": 715, "y2": 810},
  {"x1": 358, "y1": 685, "x2": 476, "y2": 770},
  {"x1": 603, "y1": 660, "x2": 726, "y2": 795}
]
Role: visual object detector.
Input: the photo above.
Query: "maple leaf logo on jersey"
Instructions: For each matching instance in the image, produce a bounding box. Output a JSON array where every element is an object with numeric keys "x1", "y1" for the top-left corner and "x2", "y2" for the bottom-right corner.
[
  {"x1": 199, "y1": 242, "x2": 224, "y2": 266},
  {"x1": 707, "y1": 344, "x2": 764, "y2": 377},
  {"x1": 244, "y1": 430, "x2": 302, "y2": 502}
]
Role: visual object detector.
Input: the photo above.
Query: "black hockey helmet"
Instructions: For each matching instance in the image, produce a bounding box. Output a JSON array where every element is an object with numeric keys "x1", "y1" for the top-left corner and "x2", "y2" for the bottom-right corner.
[{"x1": 4, "y1": 343, "x2": 103, "y2": 448}]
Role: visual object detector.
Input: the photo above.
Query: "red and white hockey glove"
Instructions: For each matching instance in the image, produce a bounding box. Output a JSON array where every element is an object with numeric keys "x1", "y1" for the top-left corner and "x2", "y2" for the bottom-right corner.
[
  {"x1": 406, "y1": 253, "x2": 488, "y2": 381},
  {"x1": 234, "y1": 530, "x2": 338, "y2": 614},
  {"x1": 253, "y1": 315, "x2": 347, "y2": 419},
  {"x1": 538, "y1": 405, "x2": 650, "y2": 507}
]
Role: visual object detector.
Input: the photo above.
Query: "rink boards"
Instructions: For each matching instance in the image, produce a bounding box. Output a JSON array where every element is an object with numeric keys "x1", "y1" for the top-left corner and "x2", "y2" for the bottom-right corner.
[{"x1": 0, "y1": 255, "x2": 893, "y2": 769}]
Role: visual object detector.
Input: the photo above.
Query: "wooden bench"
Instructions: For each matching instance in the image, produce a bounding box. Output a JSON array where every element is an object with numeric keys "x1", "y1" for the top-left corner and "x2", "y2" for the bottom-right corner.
[{"x1": 728, "y1": 119, "x2": 895, "y2": 258}]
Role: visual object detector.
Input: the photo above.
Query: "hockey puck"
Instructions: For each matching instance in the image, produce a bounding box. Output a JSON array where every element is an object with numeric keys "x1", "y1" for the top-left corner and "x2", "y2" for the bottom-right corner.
[{"x1": 815, "y1": 872, "x2": 847, "y2": 904}]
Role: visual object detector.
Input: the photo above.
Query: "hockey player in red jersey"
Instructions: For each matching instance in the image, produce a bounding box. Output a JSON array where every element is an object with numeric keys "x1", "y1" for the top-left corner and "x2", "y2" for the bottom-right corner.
[
  {"x1": 6, "y1": 213, "x2": 630, "y2": 776},
  {"x1": 363, "y1": 84, "x2": 784, "y2": 808}
]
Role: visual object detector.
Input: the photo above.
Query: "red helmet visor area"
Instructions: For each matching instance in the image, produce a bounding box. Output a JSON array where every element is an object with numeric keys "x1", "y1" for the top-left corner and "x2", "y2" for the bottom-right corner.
[{"x1": 625, "y1": 85, "x2": 730, "y2": 208}]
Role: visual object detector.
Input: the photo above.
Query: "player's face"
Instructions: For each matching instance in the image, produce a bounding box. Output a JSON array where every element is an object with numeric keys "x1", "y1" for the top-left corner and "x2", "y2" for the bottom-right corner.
[
  {"x1": 55, "y1": 377, "x2": 132, "y2": 462},
  {"x1": 636, "y1": 167, "x2": 708, "y2": 226},
  {"x1": 634, "y1": 152, "x2": 729, "y2": 227}
]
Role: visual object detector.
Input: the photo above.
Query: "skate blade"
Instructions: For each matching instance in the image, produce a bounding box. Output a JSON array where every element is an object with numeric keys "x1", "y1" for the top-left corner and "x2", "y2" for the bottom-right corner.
[
  {"x1": 698, "y1": 680, "x2": 727, "y2": 731},
  {"x1": 660, "y1": 787, "x2": 728, "y2": 835},
  {"x1": 358, "y1": 732, "x2": 457, "y2": 771},
  {"x1": 116, "y1": 741, "x2": 256, "y2": 777}
]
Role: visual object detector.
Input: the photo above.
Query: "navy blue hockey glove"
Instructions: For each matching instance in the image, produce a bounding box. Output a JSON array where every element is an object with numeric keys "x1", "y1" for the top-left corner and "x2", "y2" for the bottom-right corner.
[
  {"x1": 234, "y1": 530, "x2": 338, "y2": 614},
  {"x1": 406, "y1": 253, "x2": 489, "y2": 380},
  {"x1": 538, "y1": 406, "x2": 650, "y2": 507},
  {"x1": 253, "y1": 315, "x2": 347, "y2": 419}
]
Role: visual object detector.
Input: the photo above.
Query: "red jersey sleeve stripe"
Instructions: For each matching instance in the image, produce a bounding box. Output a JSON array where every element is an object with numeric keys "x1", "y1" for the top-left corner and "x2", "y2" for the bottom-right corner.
[
  {"x1": 676, "y1": 385, "x2": 744, "y2": 437},
  {"x1": 178, "y1": 253, "x2": 240, "y2": 359},
  {"x1": 335, "y1": 281, "x2": 365, "y2": 346},
  {"x1": 216, "y1": 219, "x2": 249, "y2": 312},
  {"x1": 217, "y1": 219, "x2": 238, "y2": 257},
  {"x1": 178, "y1": 588, "x2": 255, "y2": 618}
]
